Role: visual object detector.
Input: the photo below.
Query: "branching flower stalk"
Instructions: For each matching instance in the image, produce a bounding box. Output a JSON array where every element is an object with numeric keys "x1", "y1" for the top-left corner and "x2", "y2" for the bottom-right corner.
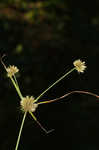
[
  {"x1": 34, "y1": 68, "x2": 75, "y2": 102},
  {"x1": 1, "y1": 57, "x2": 89, "y2": 150}
]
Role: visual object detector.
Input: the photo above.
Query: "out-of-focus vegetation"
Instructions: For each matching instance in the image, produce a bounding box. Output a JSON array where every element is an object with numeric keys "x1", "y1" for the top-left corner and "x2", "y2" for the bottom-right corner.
[
  {"x1": 0, "y1": 0, "x2": 71, "y2": 22},
  {"x1": 0, "y1": 0, "x2": 71, "y2": 51}
]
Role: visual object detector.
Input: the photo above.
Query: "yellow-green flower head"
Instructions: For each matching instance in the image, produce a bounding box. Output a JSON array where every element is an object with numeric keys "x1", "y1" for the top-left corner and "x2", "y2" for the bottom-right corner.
[
  {"x1": 20, "y1": 96, "x2": 38, "y2": 112},
  {"x1": 73, "y1": 59, "x2": 86, "y2": 73},
  {"x1": 6, "y1": 65, "x2": 19, "y2": 77}
]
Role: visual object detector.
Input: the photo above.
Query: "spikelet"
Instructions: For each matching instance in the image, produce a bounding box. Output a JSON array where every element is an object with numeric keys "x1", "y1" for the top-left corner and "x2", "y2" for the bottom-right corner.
[
  {"x1": 73, "y1": 59, "x2": 86, "y2": 73},
  {"x1": 20, "y1": 96, "x2": 38, "y2": 112},
  {"x1": 6, "y1": 65, "x2": 19, "y2": 77}
]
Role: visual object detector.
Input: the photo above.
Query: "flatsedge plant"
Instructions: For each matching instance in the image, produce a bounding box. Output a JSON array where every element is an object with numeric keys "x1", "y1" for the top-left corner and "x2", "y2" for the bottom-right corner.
[{"x1": 1, "y1": 57, "x2": 88, "y2": 150}]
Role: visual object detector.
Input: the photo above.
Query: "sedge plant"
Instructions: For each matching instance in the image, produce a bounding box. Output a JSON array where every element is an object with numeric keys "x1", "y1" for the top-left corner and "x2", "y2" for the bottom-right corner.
[{"x1": 1, "y1": 57, "x2": 88, "y2": 150}]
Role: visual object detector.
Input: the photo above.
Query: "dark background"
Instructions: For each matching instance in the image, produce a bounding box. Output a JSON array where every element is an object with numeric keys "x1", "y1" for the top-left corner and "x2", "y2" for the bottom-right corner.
[{"x1": 0, "y1": 0, "x2": 99, "y2": 149}]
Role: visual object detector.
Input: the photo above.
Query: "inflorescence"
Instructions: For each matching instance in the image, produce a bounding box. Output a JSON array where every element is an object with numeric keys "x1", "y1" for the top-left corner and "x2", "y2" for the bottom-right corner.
[{"x1": 1, "y1": 57, "x2": 87, "y2": 150}]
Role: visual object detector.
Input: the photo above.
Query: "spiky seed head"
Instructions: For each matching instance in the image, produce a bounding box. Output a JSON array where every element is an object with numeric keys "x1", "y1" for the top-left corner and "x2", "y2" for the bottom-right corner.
[
  {"x1": 73, "y1": 59, "x2": 86, "y2": 73},
  {"x1": 20, "y1": 96, "x2": 38, "y2": 112},
  {"x1": 6, "y1": 65, "x2": 19, "y2": 77}
]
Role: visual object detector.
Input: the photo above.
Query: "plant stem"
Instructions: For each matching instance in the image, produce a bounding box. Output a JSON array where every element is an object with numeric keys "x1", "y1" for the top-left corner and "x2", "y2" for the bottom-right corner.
[
  {"x1": 35, "y1": 67, "x2": 76, "y2": 102},
  {"x1": 29, "y1": 112, "x2": 54, "y2": 134},
  {"x1": 15, "y1": 112, "x2": 27, "y2": 150},
  {"x1": 13, "y1": 75, "x2": 20, "y2": 89},
  {"x1": 10, "y1": 77, "x2": 23, "y2": 99},
  {"x1": 37, "y1": 90, "x2": 99, "y2": 105}
]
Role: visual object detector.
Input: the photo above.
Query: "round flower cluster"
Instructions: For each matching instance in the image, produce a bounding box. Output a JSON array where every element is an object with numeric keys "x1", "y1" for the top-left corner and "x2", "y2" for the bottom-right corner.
[
  {"x1": 6, "y1": 65, "x2": 19, "y2": 77},
  {"x1": 20, "y1": 96, "x2": 38, "y2": 112},
  {"x1": 73, "y1": 59, "x2": 86, "y2": 73}
]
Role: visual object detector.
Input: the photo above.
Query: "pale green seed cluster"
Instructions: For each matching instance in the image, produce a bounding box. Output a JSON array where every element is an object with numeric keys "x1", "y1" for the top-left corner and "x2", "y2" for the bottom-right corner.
[
  {"x1": 20, "y1": 96, "x2": 38, "y2": 112},
  {"x1": 73, "y1": 59, "x2": 86, "y2": 73},
  {"x1": 6, "y1": 65, "x2": 19, "y2": 77}
]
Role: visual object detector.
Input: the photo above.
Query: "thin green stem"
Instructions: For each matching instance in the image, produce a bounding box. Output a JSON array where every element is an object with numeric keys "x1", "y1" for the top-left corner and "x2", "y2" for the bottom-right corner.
[
  {"x1": 35, "y1": 67, "x2": 76, "y2": 102},
  {"x1": 10, "y1": 77, "x2": 23, "y2": 99},
  {"x1": 15, "y1": 112, "x2": 27, "y2": 150},
  {"x1": 29, "y1": 112, "x2": 37, "y2": 121},
  {"x1": 13, "y1": 75, "x2": 22, "y2": 97},
  {"x1": 13, "y1": 75, "x2": 20, "y2": 89}
]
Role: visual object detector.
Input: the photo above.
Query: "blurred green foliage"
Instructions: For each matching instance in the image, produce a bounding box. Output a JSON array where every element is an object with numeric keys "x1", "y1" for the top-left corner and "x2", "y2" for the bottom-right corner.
[
  {"x1": 0, "y1": 0, "x2": 71, "y2": 22},
  {"x1": 0, "y1": 0, "x2": 71, "y2": 60}
]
